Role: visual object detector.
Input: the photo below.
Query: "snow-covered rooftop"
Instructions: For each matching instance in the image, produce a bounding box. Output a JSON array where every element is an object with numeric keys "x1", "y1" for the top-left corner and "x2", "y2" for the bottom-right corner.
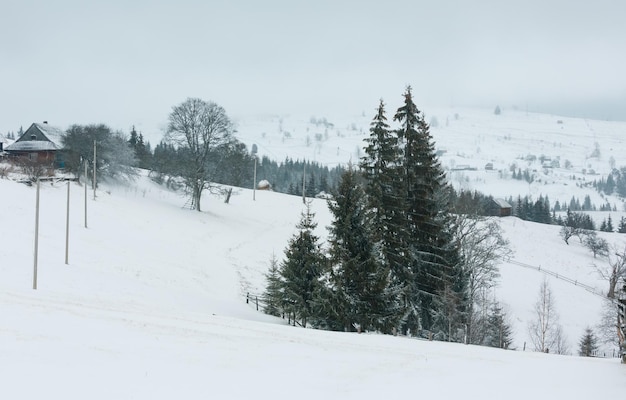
[
  {"x1": 5, "y1": 122, "x2": 64, "y2": 152},
  {"x1": 33, "y1": 122, "x2": 64, "y2": 146}
]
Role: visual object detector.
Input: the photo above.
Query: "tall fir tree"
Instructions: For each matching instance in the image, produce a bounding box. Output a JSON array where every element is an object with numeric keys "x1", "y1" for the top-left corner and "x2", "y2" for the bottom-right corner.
[
  {"x1": 393, "y1": 86, "x2": 465, "y2": 336},
  {"x1": 279, "y1": 202, "x2": 326, "y2": 327},
  {"x1": 360, "y1": 99, "x2": 407, "y2": 331},
  {"x1": 315, "y1": 166, "x2": 397, "y2": 333}
]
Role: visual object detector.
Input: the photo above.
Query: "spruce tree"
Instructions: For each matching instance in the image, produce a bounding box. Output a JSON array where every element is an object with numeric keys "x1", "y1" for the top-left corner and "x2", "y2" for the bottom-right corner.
[
  {"x1": 306, "y1": 172, "x2": 317, "y2": 198},
  {"x1": 600, "y1": 219, "x2": 608, "y2": 232},
  {"x1": 578, "y1": 327, "x2": 599, "y2": 357},
  {"x1": 393, "y1": 86, "x2": 465, "y2": 336},
  {"x1": 263, "y1": 253, "x2": 284, "y2": 317},
  {"x1": 279, "y1": 202, "x2": 325, "y2": 327},
  {"x1": 360, "y1": 99, "x2": 406, "y2": 331},
  {"x1": 618, "y1": 217, "x2": 626, "y2": 233},
  {"x1": 482, "y1": 301, "x2": 513, "y2": 348},
  {"x1": 316, "y1": 166, "x2": 396, "y2": 333}
]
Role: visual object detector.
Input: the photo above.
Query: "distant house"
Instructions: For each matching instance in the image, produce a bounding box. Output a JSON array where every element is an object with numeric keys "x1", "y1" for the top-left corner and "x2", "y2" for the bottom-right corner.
[
  {"x1": 484, "y1": 162, "x2": 494, "y2": 171},
  {"x1": 0, "y1": 134, "x2": 8, "y2": 154},
  {"x1": 257, "y1": 179, "x2": 271, "y2": 190},
  {"x1": 488, "y1": 198, "x2": 512, "y2": 217},
  {"x1": 5, "y1": 122, "x2": 65, "y2": 167}
]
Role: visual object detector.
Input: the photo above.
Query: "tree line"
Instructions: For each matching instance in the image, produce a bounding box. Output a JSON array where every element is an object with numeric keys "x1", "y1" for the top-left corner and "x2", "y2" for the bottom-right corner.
[{"x1": 55, "y1": 98, "x2": 346, "y2": 208}]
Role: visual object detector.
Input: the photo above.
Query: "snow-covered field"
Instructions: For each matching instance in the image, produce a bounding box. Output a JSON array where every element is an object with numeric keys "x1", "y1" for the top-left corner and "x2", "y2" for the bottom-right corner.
[{"x1": 2, "y1": 107, "x2": 626, "y2": 399}]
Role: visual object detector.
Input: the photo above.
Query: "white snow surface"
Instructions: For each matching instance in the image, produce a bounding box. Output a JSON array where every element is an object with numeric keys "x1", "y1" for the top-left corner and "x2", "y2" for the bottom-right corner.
[{"x1": 3, "y1": 107, "x2": 626, "y2": 399}]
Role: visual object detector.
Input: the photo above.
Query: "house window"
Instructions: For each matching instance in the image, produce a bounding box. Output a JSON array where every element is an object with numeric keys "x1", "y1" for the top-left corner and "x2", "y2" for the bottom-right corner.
[
  {"x1": 31, "y1": 134, "x2": 37, "y2": 140},
  {"x1": 29, "y1": 153, "x2": 37, "y2": 161}
]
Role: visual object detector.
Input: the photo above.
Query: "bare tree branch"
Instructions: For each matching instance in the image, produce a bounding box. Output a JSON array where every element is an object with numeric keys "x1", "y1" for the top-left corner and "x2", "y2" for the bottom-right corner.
[{"x1": 165, "y1": 98, "x2": 233, "y2": 211}]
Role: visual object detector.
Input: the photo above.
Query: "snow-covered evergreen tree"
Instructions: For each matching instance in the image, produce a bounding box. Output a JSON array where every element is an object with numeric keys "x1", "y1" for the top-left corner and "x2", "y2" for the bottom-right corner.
[
  {"x1": 618, "y1": 216, "x2": 626, "y2": 233},
  {"x1": 578, "y1": 326, "x2": 599, "y2": 357},
  {"x1": 393, "y1": 86, "x2": 466, "y2": 336},
  {"x1": 279, "y1": 202, "x2": 326, "y2": 327},
  {"x1": 315, "y1": 166, "x2": 397, "y2": 333},
  {"x1": 482, "y1": 301, "x2": 513, "y2": 349},
  {"x1": 263, "y1": 253, "x2": 284, "y2": 317},
  {"x1": 360, "y1": 99, "x2": 407, "y2": 331}
]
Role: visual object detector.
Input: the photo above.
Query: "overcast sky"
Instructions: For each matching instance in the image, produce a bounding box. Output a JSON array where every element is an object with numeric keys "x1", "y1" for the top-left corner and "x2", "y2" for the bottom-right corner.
[{"x1": 2, "y1": 0, "x2": 625, "y2": 142}]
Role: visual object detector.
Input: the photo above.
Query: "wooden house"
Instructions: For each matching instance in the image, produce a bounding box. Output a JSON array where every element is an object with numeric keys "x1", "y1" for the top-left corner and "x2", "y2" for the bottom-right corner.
[
  {"x1": 488, "y1": 198, "x2": 512, "y2": 217},
  {"x1": 5, "y1": 122, "x2": 65, "y2": 167},
  {"x1": 0, "y1": 134, "x2": 8, "y2": 154}
]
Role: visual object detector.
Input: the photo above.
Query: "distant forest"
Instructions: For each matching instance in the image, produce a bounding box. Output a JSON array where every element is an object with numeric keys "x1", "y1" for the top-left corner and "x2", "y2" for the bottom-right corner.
[{"x1": 151, "y1": 140, "x2": 346, "y2": 198}]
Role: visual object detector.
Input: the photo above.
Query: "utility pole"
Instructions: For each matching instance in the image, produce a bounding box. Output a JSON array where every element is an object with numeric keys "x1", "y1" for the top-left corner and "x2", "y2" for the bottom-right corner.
[
  {"x1": 65, "y1": 180, "x2": 70, "y2": 264},
  {"x1": 253, "y1": 156, "x2": 257, "y2": 201},
  {"x1": 33, "y1": 179, "x2": 40, "y2": 290},
  {"x1": 251, "y1": 144, "x2": 258, "y2": 201},
  {"x1": 93, "y1": 140, "x2": 97, "y2": 200},
  {"x1": 302, "y1": 162, "x2": 306, "y2": 204},
  {"x1": 84, "y1": 162, "x2": 88, "y2": 228}
]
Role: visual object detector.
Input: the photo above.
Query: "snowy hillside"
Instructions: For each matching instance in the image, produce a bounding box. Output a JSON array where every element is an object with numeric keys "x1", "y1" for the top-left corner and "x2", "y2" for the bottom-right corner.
[
  {"x1": 234, "y1": 107, "x2": 626, "y2": 210},
  {"x1": 2, "y1": 107, "x2": 626, "y2": 398}
]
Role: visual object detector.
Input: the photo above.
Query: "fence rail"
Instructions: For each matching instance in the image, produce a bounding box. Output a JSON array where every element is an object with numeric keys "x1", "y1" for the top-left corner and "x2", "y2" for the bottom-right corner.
[
  {"x1": 245, "y1": 292, "x2": 303, "y2": 327},
  {"x1": 507, "y1": 259, "x2": 606, "y2": 299}
]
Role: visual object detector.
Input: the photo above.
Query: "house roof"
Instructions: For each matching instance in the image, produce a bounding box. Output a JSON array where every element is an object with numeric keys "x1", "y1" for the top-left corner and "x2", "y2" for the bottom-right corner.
[
  {"x1": 5, "y1": 123, "x2": 65, "y2": 152},
  {"x1": 493, "y1": 198, "x2": 512, "y2": 208}
]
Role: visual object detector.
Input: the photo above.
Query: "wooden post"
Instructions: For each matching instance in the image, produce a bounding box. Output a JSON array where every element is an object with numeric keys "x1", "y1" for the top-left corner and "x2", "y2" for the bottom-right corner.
[
  {"x1": 93, "y1": 140, "x2": 96, "y2": 199},
  {"x1": 253, "y1": 157, "x2": 257, "y2": 201},
  {"x1": 302, "y1": 162, "x2": 306, "y2": 204},
  {"x1": 33, "y1": 179, "x2": 40, "y2": 290},
  {"x1": 255, "y1": 296, "x2": 259, "y2": 311},
  {"x1": 84, "y1": 162, "x2": 88, "y2": 228},
  {"x1": 65, "y1": 180, "x2": 70, "y2": 264}
]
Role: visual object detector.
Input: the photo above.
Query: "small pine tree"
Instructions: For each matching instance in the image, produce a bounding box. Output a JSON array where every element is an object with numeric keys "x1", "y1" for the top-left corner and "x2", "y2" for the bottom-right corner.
[
  {"x1": 578, "y1": 327, "x2": 599, "y2": 357},
  {"x1": 263, "y1": 253, "x2": 284, "y2": 317},
  {"x1": 279, "y1": 202, "x2": 326, "y2": 327},
  {"x1": 494, "y1": 105, "x2": 501, "y2": 115},
  {"x1": 617, "y1": 216, "x2": 626, "y2": 234},
  {"x1": 483, "y1": 301, "x2": 513, "y2": 349}
]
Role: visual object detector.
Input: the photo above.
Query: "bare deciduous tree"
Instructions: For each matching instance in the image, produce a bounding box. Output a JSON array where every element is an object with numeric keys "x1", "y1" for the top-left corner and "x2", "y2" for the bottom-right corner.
[
  {"x1": 165, "y1": 98, "x2": 234, "y2": 211},
  {"x1": 528, "y1": 279, "x2": 568, "y2": 354},
  {"x1": 583, "y1": 231, "x2": 609, "y2": 259},
  {"x1": 594, "y1": 244, "x2": 626, "y2": 299},
  {"x1": 18, "y1": 158, "x2": 52, "y2": 182},
  {"x1": 452, "y1": 212, "x2": 511, "y2": 344}
]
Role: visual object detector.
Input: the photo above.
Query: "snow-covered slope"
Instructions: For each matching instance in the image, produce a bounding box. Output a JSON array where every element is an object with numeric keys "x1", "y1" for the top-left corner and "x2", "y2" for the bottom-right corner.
[
  {"x1": 2, "y1": 107, "x2": 626, "y2": 399},
  {"x1": 235, "y1": 107, "x2": 626, "y2": 208}
]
